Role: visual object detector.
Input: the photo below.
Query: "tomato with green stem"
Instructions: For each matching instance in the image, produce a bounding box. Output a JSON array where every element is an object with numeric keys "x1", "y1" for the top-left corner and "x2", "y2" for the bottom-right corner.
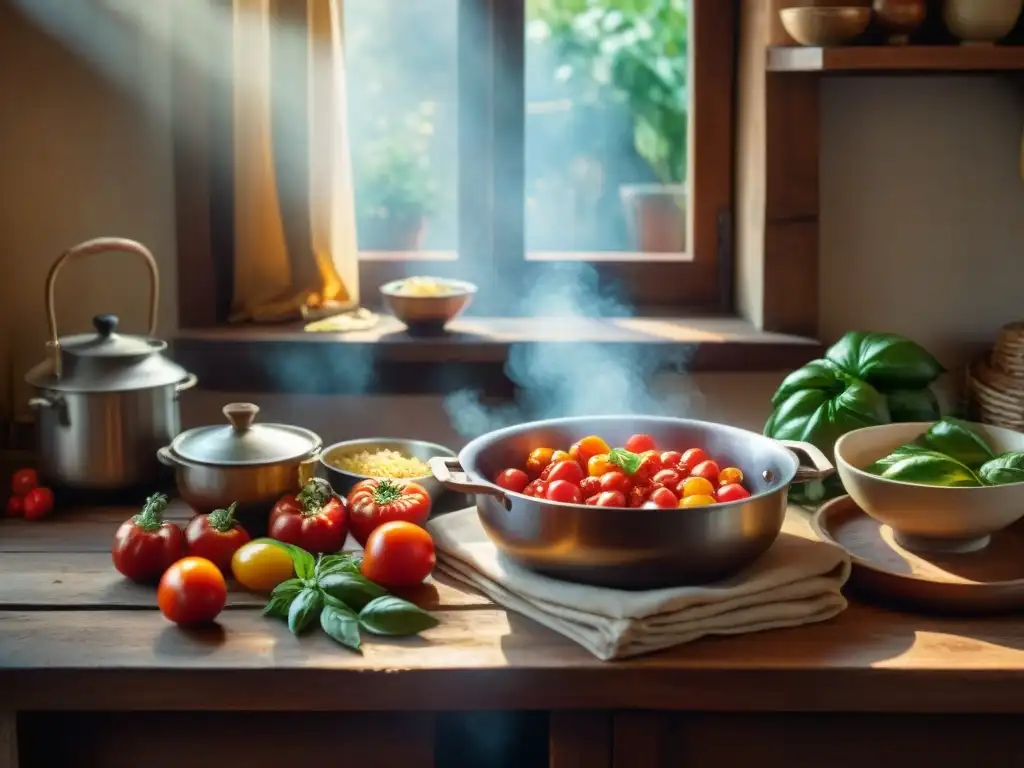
[
  {"x1": 185, "y1": 502, "x2": 250, "y2": 572},
  {"x1": 270, "y1": 478, "x2": 347, "y2": 555},
  {"x1": 112, "y1": 493, "x2": 186, "y2": 583},
  {"x1": 346, "y1": 478, "x2": 431, "y2": 547}
]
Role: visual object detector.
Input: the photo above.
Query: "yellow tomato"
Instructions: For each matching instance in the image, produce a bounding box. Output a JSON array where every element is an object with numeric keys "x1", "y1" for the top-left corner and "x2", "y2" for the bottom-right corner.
[
  {"x1": 551, "y1": 450, "x2": 573, "y2": 464},
  {"x1": 681, "y1": 476, "x2": 715, "y2": 498},
  {"x1": 680, "y1": 494, "x2": 716, "y2": 508},
  {"x1": 587, "y1": 453, "x2": 616, "y2": 477},
  {"x1": 718, "y1": 467, "x2": 744, "y2": 487},
  {"x1": 526, "y1": 447, "x2": 556, "y2": 476},
  {"x1": 231, "y1": 540, "x2": 295, "y2": 593},
  {"x1": 570, "y1": 436, "x2": 612, "y2": 467}
]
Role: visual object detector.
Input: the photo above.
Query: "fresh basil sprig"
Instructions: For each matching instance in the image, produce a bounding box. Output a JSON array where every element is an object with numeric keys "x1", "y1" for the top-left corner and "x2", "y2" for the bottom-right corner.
[{"x1": 262, "y1": 541, "x2": 437, "y2": 653}]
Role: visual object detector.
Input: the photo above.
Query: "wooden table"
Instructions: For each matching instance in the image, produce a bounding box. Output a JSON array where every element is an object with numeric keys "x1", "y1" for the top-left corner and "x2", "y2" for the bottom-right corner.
[{"x1": 3, "y1": 504, "x2": 1024, "y2": 768}]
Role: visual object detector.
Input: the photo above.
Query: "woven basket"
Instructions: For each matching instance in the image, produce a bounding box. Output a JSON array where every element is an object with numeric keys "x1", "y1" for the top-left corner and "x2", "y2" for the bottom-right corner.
[
  {"x1": 968, "y1": 356, "x2": 1024, "y2": 431},
  {"x1": 992, "y1": 321, "x2": 1024, "y2": 379}
]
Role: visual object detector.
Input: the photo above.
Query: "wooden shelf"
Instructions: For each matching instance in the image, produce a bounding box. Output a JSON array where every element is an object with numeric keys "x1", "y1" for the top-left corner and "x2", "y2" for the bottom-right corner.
[{"x1": 767, "y1": 44, "x2": 1024, "y2": 73}]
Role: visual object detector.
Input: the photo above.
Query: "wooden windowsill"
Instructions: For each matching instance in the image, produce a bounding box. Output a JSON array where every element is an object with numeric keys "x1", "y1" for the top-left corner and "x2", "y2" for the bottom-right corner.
[
  {"x1": 172, "y1": 316, "x2": 821, "y2": 395},
  {"x1": 767, "y1": 44, "x2": 1024, "y2": 73}
]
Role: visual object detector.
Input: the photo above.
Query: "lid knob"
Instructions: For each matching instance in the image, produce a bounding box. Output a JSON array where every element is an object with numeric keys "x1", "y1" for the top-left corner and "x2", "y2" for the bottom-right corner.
[
  {"x1": 93, "y1": 314, "x2": 119, "y2": 338},
  {"x1": 223, "y1": 402, "x2": 259, "y2": 432}
]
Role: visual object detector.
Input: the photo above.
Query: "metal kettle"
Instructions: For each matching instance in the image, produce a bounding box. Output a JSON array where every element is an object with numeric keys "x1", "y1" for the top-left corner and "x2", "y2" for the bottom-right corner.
[{"x1": 25, "y1": 237, "x2": 198, "y2": 491}]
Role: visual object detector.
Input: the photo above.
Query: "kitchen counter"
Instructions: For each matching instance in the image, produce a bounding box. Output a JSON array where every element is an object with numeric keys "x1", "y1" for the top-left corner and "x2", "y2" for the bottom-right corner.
[{"x1": 2, "y1": 504, "x2": 1024, "y2": 768}]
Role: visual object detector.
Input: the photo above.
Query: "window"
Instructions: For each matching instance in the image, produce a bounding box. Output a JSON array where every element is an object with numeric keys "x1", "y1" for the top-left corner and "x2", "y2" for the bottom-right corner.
[{"x1": 347, "y1": 0, "x2": 736, "y2": 313}]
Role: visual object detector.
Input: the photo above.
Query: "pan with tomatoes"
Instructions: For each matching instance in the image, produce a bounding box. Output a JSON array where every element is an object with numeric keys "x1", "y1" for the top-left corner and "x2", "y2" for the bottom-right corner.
[{"x1": 429, "y1": 415, "x2": 833, "y2": 588}]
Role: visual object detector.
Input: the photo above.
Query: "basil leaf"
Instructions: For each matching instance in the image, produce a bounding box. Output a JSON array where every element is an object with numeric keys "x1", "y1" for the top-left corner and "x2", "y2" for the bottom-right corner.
[
  {"x1": 318, "y1": 572, "x2": 387, "y2": 611},
  {"x1": 867, "y1": 446, "x2": 982, "y2": 487},
  {"x1": 262, "y1": 594, "x2": 293, "y2": 622},
  {"x1": 979, "y1": 452, "x2": 1024, "y2": 485},
  {"x1": 912, "y1": 417, "x2": 995, "y2": 470},
  {"x1": 320, "y1": 605, "x2": 362, "y2": 653},
  {"x1": 271, "y1": 578, "x2": 304, "y2": 601},
  {"x1": 825, "y1": 332, "x2": 945, "y2": 390},
  {"x1": 608, "y1": 448, "x2": 643, "y2": 475},
  {"x1": 764, "y1": 380, "x2": 889, "y2": 448},
  {"x1": 254, "y1": 537, "x2": 315, "y2": 580},
  {"x1": 316, "y1": 553, "x2": 362, "y2": 579},
  {"x1": 769, "y1": 359, "x2": 849, "y2": 408},
  {"x1": 288, "y1": 588, "x2": 324, "y2": 635},
  {"x1": 883, "y1": 388, "x2": 941, "y2": 423},
  {"x1": 358, "y1": 595, "x2": 440, "y2": 637}
]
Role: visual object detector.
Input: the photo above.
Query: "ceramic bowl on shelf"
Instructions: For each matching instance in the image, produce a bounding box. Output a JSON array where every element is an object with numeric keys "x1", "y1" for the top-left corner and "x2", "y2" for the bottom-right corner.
[
  {"x1": 943, "y1": 0, "x2": 1024, "y2": 44},
  {"x1": 872, "y1": 0, "x2": 928, "y2": 44},
  {"x1": 779, "y1": 6, "x2": 873, "y2": 46},
  {"x1": 379, "y1": 276, "x2": 477, "y2": 336},
  {"x1": 834, "y1": 421, "x2": 1024, "y2": 554}
]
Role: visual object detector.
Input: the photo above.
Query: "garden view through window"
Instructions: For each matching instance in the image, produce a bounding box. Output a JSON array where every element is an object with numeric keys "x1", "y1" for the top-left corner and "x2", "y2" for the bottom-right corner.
[{"x1": 345, "y1": 0, "x2": 690, "y2": 262}]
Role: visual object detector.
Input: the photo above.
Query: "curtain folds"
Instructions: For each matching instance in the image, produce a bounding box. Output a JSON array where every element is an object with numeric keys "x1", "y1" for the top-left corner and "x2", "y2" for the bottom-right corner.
[{"x1": 230, "y1": 0, "x2": 359, "y2": 323}]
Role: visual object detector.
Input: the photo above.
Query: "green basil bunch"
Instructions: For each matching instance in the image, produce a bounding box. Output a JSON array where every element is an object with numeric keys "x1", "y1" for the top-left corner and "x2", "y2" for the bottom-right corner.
[{"x1": 764, "y1": 332, "x2": 946, "y2": 504}]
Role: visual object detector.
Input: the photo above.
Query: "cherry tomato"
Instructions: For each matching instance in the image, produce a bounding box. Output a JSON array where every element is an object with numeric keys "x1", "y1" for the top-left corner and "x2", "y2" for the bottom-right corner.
[
  {"x1": 157, "y1": 557, "x2": 227, "y2": 626},
  {"x1": 652, "y1": 468, "x2": 682, "y2": 488},
  {"x1": 587, "y1": 453, "x2": 616, "y2": 477},
  {"x1": 495, "y1": 468, "x2": 530, "y2": 494},
  {"x1": 625, "y1": 434, "x2": 656, "y2": 454},
  {"x1": 184, "y1": 502, "x2": 251, "y2": 573},
  {"x1": 271, "y1": 478, "x2": 348, "y2": 553},
  {"x1": 22, "y1": 487, "x2": 54, "y2": 521},
  {"x1": 6, "y1": 496, "x2": 23, "y2": 518},
  {"x1": 546, "y1": 460, "x2": 584, "y2": 485},
  {"x1": 627, "y1": 483, "x2": 652, "y2": 508},
  {"x1": 680, "y1": 448, "x2": 709, "y2": 474},
  {"x1": 347, "y1": 478, "x2": 430, "y2": 548},
  {"x1": 680, "y1": 494, "x2": 716, "y2": 508},
  {"x1": 660, "y1": 451, "x2": 683, "y2": 469},
  {"x1": 717, "y1": 483, "x2": 752, "y2": 503},
  {"x1": 585, "y1": 494, "x2": 600, "y2": 506},
  {"x1": 570, "y1": 436, "x2": 611, "y2": 467},
  {"x1": 594, "y1": 491, "x2": 626, "y2": 507},
  {"x1": 361, "y1": 520, "x2": 436, "y2": 589},
  {"x1": 632, "y1": 451, "x2": 663, "y2": 483},
  {"x1": 647, "y1": 487, "x2": 679, "y2": 509},
  {"x1": 231, "y1": 540, "x2": 294, "y2": 593},
  {"x1": 524, "y1": 479, "x2": 548, "y2": 498},
  {"x1": 599, "y1": 471, "x2": 630, "y2": 494},
  {"x1": 680, "y1": 476, "x2": 716, "y2": 498},
  {"x1": 691, "y1": 460, "x2": 721, "y2": 485},
  {"x1": 11, "y1": 468, "x2": 38, "y2": 497},
  {"x1": 546, "y1": 479, "x2": 583, "y2": 504},
  {"x1": 719, "y1": 467, "x2": 744, "y2": 487},
  {"x1": 526, "y1": 447, "x2": 556, "y2": 476},
  {"x1": 551, "y1": 450, "x2": 573, "y2": 464},
  {"x1": 579, "y1": 476, "x2": 601, "y2": 497},
  {"x1": 112, "y1": 494, "x2": 186, "y2": 583}
]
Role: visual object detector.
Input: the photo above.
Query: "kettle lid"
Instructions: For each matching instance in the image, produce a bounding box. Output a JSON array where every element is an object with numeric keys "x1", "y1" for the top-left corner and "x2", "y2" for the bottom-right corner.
[{"x1": 60, "y1": 314, "x2": 168, "y2": 358}]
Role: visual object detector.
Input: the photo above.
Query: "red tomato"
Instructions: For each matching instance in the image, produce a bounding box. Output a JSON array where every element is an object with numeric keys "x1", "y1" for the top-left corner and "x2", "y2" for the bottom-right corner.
[
  {"x1": 157, "y1": 557, "x2": 227, "y2": 626},
  {"x1": 632, "y1": 451, "x2": 662, "y2": 483},
  {"x1": 361, "y1": 520, "x2": 436, "y2": 589},
  {"x1": 6, "y1": 496, "x2": 23, "y2": 518},
  {"x1": 526, "y1": 447, "x2": 556, "y2": 477},
  {"x1": 691, "y1": 460, "x2": 721, "y2": 485},
  {"x1": 660, "y1": 451, "x2": 683, "y2": 469},
  {"x1": 523, "y1": 479, "x2": 548, "y2": 498},
  {"x1": 22, "y1": 487, "x2": 54, "y2": 521},
  {"x1": 585, "y1": 494, "x2": 600, "y2": 505},
  {"x1": 271, "y1": 478, "x2": 348, "y2": 553},
  {"x1": 546, "y1": 460, "x2": 584, "y2": 485},
  {"x1": 346, "y1": 478, "x2": 428, "y2": 548},
  {"x1": 579, "y1": 476, "x2": 601, "y2": 497},
  {"x1": 184, "y1": 502, "x2": 250, "y2": 572},
  {"x1": 546, "y1": 479, "x2": 582, "y2": 504},
  {"x1": 495, "y1": 468, "x2": 529, "y2": 494},
  {"x1": 717, "y1": 483, "x2": 752, "y2": 503},
  {"x1": 112, "y1": 494, "x2": 186, "y2": 583},
  {"x1": 599, "y1": 471, "x2": 630, "y2": 494},
  {"x1": 680, "y1": 448, "x2": 709, "y2": 474},
  {"x1": 569, "y1": 436, "x2": 611, "y2": 467},
  {"x1": 647, "y1": 487, "x2": 679, "y2": 508},
  {"x1": 11, "y1": 468, "x2": 38, "y2": 497},
  {"x1": 627, "y1": 484, "x2": 651, "y2": 508},
  {"x1": 625, "y1": 434, "x2": 656, "y2": 454},
  {"x1": 652, "y1": 468, "x2": 682, "y2": 488},
  {"x1": 594, "y1": 491, "x2": 626, "y2": 507}
]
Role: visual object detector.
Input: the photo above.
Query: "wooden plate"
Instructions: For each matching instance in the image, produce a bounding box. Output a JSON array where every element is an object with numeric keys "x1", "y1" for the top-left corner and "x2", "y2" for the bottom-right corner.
[{"x1": 812, "y1": 495, "x2": 1024, "y2": 615}]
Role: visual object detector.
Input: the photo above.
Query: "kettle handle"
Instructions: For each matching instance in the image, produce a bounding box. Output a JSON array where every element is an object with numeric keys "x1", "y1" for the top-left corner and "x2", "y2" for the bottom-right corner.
[{"x1": 45, "y1": 238, "x2": 160, "y2": 379}]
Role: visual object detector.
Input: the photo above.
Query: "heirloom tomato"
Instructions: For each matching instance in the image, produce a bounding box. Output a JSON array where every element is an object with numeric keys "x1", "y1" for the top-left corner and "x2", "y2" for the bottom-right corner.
[{"x1": 347, "y1": 478, "x2": 431, "y2": 547}]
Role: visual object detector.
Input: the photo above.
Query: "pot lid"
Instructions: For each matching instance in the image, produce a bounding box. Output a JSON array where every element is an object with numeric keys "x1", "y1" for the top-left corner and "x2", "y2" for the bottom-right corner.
[
  {"x1": 61, "y1": 314, "x2": 166, "y2": 358},
  {"x1": 169, "y1": 403, "x2": 322, "y2": 466}
]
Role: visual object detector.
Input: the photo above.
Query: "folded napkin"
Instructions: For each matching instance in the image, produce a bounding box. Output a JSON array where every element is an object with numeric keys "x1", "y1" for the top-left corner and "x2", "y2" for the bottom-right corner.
[{"x1": 427, "y1": 508, "x2": 852, "y2": 660}]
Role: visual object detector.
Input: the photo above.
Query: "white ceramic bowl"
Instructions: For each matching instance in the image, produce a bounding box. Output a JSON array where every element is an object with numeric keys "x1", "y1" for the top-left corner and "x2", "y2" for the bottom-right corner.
[{"x1": 834, "y1": 421, "x2": 1024, "y2": 553}]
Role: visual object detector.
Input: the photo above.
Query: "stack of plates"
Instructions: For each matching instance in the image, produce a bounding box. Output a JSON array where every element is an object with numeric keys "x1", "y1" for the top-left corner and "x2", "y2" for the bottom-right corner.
[{"x1": 968, "y1": 322, "x2": 1024, "y2": 431}]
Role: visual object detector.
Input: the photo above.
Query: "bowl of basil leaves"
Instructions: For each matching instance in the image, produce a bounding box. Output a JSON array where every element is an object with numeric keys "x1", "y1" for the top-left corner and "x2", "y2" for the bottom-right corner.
[{"x1": 835, "y1": 418, "x2": 1024, "y2": 554}]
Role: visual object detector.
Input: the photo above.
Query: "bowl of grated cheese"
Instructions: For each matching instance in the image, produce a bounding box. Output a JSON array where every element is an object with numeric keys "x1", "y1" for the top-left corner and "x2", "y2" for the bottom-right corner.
[
  {"x1": 321, "y1": 437, "x2": 457, "y2": 502},
  {"x1": 379, "y1": 276, "x2": 477, "y2": 336}
]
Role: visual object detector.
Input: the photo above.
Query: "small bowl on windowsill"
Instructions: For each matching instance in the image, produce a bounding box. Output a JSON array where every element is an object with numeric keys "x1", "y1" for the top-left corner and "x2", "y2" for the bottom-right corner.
[
  {"x1": 779, "y1": 6, "x2": 872, "y2": 47},
  {"x1": 380, "y1": 276, "x2": 477, "y2": 336}
]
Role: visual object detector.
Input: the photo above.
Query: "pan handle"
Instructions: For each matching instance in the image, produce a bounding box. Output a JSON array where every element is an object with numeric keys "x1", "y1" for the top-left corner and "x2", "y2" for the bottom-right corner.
[
  {"x1": 779, "y1": 440, "x2": 835, "y2": 484},
  {"x1": 430, "y1": 457, "x2": 508, "y2": 504}
]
